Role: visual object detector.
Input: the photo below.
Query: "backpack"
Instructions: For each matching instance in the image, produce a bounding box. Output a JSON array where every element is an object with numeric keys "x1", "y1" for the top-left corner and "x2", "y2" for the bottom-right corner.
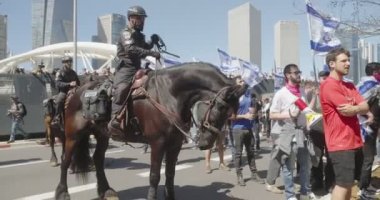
[{"x1": 18, "y1": 103, "x2": 27, "y2": 117}]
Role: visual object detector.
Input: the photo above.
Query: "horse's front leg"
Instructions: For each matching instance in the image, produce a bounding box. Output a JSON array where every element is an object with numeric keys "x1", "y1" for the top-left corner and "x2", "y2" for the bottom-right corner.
[
  {"x1": 49, "y1": 125, "x2": 59, "y2": 167},
  {"x1": 55, "y1": 137, "x2": 75, "y2": 200},
  {"x1": 164, "y1": 139, "x2": 182, "y2": 200},
  {"x1": 147, "y1": 141, "x2": 165, "y2": 200},
  {"x1": 94, "y1": 130, "x2": 118, "y2": 200}
]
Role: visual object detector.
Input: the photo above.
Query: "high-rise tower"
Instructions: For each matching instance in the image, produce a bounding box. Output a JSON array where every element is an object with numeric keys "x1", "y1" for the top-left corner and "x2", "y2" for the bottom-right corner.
[{"x1": 228, "y1": 3, "x2": 261, "y2": 68}]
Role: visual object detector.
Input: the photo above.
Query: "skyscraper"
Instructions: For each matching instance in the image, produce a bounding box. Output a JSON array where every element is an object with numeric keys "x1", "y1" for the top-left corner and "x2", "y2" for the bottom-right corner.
[
  {"x1": 97, "y1": 14, "x2": 126, "y2": 45},
  {"x1": 0, "y1": 15, "x2": 7, "y2": 60},
  {"x1": 228, "y1": 2, "x2": 261, "y2": 68},
  {"x1": 274, "y1": 20, "x2": 299, "y2": 70},
  {"x1": 92, "y1": 13, "x2": 126, "y2": 69},
  {"x1": 32, "y1": 0, "x2": 73, "y2": 49},
  {"x1": 336, "y1": 28, "x2": 360, "y2": 83}
]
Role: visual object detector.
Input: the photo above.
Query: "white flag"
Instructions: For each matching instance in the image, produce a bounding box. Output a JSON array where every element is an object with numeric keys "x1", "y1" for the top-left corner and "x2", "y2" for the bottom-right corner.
[{"x1": 306, "y1": 0, "x2": 341, "y2": 55}]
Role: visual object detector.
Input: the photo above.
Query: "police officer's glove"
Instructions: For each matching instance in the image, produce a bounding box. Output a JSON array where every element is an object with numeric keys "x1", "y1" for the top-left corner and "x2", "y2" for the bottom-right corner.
[
  {"x1": 151, "y1": 34, "x2": 160, "y2": 45},
  {"x1": 151, "y1": 51, "x2": 161, "y2": 60}
]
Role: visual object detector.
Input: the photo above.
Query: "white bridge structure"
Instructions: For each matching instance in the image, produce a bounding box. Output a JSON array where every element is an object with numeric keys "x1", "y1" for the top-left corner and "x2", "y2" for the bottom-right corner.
[{"x1": 0, "y1": 42, "x2": 117, "y2": 74}]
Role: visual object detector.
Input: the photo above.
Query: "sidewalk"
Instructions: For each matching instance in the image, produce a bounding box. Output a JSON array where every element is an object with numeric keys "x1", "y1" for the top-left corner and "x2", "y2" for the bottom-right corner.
[{"x1": 0, "y1": 139, "x2": 40, "y2": 148}]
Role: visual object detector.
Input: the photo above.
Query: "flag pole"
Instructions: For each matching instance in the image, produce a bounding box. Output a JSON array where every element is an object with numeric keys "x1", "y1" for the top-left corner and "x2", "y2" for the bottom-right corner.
[
  {"x1": 312, "y1": 53, "x2": 318, "y2": 83},
  {"x1": 306, "y1": 0, "x2": 318, "y2": 83}
]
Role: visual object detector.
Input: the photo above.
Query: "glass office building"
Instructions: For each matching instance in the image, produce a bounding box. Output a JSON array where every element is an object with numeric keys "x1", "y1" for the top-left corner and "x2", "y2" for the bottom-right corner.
[
  {"x1": 32, "y1": 0, "x2": 73, "y2": 49},
  {"x1": 0, "y1": 15, "x2": 7, "y2": 60}
]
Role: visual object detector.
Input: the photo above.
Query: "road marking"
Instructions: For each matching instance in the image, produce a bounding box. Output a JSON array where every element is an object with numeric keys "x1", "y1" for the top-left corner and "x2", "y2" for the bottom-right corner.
[
  {"x1": 15, "y1": 183, "x2": 97, "y2": 200},
  {"x1": 106, "y1": 149, "x2": 125, "y2": 154},
  {"x1": 137, "y1": 164, "x2": 192, "y2": 177},
  {"x1": 210, "y1": 154, "x2": 232, "y2": 162},
  {"x1": 0, "y1": 149, "x2": 124, "y2": 169},
  {"x1": 0, "y1": 160, "x2": 49, "y2": 169}
]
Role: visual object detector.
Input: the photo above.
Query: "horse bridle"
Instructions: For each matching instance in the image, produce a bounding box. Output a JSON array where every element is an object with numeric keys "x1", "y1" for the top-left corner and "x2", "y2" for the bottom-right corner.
[{"x1": 192, "y1": 86, "x2": 230, "y2": 136}]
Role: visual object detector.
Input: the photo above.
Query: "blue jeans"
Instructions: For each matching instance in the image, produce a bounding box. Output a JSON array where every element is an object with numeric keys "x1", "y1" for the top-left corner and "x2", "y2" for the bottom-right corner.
[
  {"x1": 297, "y1": 146, "x2": 311, "y2": 195},
  {"x1": 282, "y1": 144, "x2": 310, "y2": 199},
  {"x1": 281, "y1": 144, "x2": 296, "y2": 200},
  {"x1": 9, "y1": 120, "x2": 27, "y2": 141}
]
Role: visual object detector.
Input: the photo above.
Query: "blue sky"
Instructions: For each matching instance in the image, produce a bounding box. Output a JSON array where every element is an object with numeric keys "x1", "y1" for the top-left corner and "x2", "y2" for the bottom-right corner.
[{"x1": 0, "y1": 0, "x2": 354, "y2": 75}]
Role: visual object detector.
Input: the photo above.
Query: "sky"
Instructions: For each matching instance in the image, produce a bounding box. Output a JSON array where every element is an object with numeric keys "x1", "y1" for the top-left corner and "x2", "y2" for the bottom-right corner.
[{"x1": 0, "y1": 0, "x2": 375, "y2": 76}]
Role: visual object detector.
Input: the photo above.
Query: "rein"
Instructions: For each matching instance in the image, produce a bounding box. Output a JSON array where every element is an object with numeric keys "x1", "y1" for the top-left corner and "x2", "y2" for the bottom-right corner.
[
  {"x1": 143, "y1": 77, "x2": 230, "y2": 141},
  {"x1": 197, "y1": 87, "x2": 230, "y2": 136}
]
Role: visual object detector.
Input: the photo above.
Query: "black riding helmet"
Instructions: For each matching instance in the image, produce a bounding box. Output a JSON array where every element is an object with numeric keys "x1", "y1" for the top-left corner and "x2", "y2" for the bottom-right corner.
[{"x1": 127, "y1": 6, "x2": 147, "y2": 18}]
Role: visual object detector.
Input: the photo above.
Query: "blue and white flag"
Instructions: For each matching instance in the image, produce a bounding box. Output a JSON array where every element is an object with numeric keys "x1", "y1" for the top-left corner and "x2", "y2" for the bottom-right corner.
[
  {"x1": 217, "y1": 48, "x2": 241, "y2": 74},
  {"x1": 274, "y1": 72, "x2": 285, "y2": 91},
  {"x1": 306, "y1": 1, "x2": 341, "y2": 55},
  {"x1": 217, "y1": 48, "x2": 264, "y2": 87},
  {"x1": 144, "y1": 56, "x2": 181, "y2": 70},
  {"x1": 239, "y1": 59, "x2": 263, "y2": 87}
]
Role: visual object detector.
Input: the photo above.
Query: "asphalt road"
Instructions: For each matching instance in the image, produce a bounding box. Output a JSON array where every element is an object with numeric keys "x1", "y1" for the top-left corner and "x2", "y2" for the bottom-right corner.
[{"x1": 0, "y1": 138, "x2": 330, "y2": 200}]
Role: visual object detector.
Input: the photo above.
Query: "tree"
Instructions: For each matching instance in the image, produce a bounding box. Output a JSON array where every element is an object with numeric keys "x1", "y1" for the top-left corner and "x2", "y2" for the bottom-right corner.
[{"x1": 328, "y1": 0, "x2": 380, "y2": 36}]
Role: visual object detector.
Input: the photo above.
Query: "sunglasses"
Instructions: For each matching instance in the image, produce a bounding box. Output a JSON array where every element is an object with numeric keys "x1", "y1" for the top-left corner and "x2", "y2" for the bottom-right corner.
[{"x1": 288, "y1": 71, "x2": 302, "y2": 75}]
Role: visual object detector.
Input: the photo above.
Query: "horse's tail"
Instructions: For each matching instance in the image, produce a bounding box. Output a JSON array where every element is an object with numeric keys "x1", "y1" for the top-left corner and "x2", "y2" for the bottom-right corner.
[{"x1": 71, "y1": 134, "x2": 91, "y2": 181}]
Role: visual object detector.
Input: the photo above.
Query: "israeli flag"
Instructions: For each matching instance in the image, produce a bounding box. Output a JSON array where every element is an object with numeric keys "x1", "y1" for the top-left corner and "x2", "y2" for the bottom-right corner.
[
  {"x1": 217, "y1": 48, "x2": 241, "y2": 73},
  {"x1": 144, "y1": 56, "x2": 181, "y2": 70},
  {"x1": 274, "y1": 72, "x2": 285, "y2": 91},
  {"x1": 306, "y1": 1, "x2": 341, "y2": 55},
  {"x1": 239, "y1": 59, "x2": 263, "y2": 87},
  {"x1": 217, "y1": 48, "x2": 264, "y2": 87}
]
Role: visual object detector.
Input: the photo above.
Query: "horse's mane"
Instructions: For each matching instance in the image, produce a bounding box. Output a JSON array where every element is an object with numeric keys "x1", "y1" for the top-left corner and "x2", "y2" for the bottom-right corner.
[{"x1": 149, "y1": 62, "x2": 235, "y2": 87}]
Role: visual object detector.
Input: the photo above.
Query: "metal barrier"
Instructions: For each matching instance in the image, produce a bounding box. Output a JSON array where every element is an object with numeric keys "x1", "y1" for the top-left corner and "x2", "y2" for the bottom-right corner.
[{"x1": 0, "y1": 73, "x2": 56, "y2": 136}]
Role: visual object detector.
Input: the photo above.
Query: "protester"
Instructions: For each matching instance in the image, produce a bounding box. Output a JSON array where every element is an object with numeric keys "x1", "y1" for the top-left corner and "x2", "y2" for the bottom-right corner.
[
  {"x1": 7, "y1": 95, "x2": 28, "y2": 143},
  {"x1": 320, "y1": 47, "x2": 369, "y2": 200},
  {"x1": 266, "y1": 64, "x2": 314, "y2": 200},
  {"x1": 306, "y1": 70, "x2": 334, "y2": 193},
  {"x1": 251, "y1": 93, "x2": 262, "y2": 151},
  {"x1": 262, "y1": 98, "x2": 271, "y2": 139},
  {"x1": 231, "y1": 77, "x2": 264, "y2": 186},
  {"x1": 356, "y1": 62, "x2": 380, "y2": 199},
  {"x1": 204, "y1": 124, "x2": 230, "y2": 174}
]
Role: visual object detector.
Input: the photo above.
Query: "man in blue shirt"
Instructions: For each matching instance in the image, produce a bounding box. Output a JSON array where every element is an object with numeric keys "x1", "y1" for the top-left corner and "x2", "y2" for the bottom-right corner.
[{"x1": 231, "y1": 88, "x2": 264, "y2": 186}]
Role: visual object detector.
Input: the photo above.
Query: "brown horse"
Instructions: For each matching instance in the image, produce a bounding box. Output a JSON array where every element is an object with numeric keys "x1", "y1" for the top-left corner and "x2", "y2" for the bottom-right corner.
[
  {"x1": 54, "y1": 62, "x2": 247, "y2": 200},
  {"x1": 42, "y1": 98, "x2": 66, "y2": 167}
]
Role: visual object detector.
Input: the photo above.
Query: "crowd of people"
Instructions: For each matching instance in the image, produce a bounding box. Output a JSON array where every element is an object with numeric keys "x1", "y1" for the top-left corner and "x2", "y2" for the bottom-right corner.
[{"x1": 190, "y1": 48, "x2": 380, "y2": 200}]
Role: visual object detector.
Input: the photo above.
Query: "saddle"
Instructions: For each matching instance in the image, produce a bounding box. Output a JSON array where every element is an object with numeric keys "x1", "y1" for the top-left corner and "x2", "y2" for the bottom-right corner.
[{"x1": 130, "y1": 69, "x2": 149, "y2": 98}]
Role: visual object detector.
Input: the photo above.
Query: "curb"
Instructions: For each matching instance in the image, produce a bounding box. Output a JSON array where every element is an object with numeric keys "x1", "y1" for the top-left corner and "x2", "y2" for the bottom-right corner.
[{"x1": 0, "y1": 139, "x2": 44, "y2": 149}]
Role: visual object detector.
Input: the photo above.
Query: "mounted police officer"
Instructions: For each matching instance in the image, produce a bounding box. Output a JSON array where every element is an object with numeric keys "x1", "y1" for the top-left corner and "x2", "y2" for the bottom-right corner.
[
  {"x1": 51, "y1": 56, "x2": 80, "y2": 127},
  {"x1": 108, "y1": 5, "x2": 161, "y2": 136}
]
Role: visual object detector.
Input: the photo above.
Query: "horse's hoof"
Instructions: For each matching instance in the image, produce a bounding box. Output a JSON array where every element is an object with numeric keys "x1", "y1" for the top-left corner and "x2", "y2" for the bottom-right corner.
[
  {"x1": 147, "y1": 188, "x2": 157, "y2": 200},
  {"x1": 103, "y1": 189, "x2": 119, "y2": 200},
  {"x1": 55, "y1": 190, "x2": 70, "y2": 200},
  {"x1": 55, "y1": 184, "x2": 70, "y2": 200}
]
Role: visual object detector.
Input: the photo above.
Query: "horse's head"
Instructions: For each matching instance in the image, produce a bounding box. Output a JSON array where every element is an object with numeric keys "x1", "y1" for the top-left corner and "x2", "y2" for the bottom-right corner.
[{"x1": 195, "y1": 84, "x2": 248, "y2": 150}]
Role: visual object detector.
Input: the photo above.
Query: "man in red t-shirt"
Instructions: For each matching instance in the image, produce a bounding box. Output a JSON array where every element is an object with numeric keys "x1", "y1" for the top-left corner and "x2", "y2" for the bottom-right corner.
[{"x1": 320, "y1": 47, "x2": 369, "y2": 200}]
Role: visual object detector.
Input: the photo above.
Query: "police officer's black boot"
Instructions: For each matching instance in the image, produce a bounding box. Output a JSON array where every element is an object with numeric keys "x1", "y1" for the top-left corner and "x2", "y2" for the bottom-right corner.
[{"x1": 108, "y1": 104, "x2": 125, "y2": 141}]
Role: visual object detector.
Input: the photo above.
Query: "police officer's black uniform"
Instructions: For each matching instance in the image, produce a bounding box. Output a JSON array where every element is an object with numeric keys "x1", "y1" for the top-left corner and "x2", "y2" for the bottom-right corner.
[
  {"x1": 52, "y1": 56, "x2": 80, "y2": 125},
  {"x1": 109, "y1": 5, "x2": 160, "y2": 133}
]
